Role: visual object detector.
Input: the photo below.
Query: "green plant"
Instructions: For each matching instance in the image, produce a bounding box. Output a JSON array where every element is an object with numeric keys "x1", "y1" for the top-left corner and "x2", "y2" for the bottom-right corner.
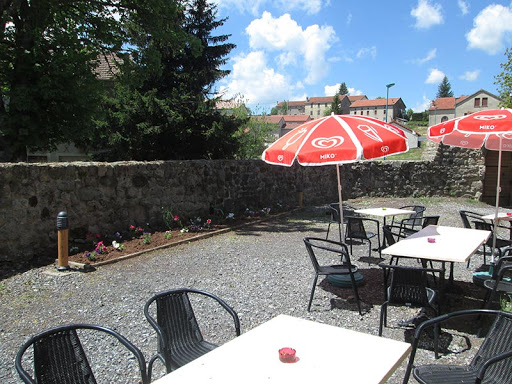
[
  {"x1": 162, "y1": 207, "x2": 176, "y2": 230},
  {"x1": 501, "y1": 294, "x2": 512, "y2": 312},
  {"x1": 164, "y1": 230, "x2": 173, "y2": 240},
  {"x1": 112, "y1": 240, "x2": 125, "y2": 251},
  {"x1": 143, "y1": 232, "x2": 151, "y2": 245}
]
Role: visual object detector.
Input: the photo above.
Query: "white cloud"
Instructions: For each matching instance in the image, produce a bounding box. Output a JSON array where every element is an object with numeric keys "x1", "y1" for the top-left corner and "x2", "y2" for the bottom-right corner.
[
  {"x1": 459, "y1": 70, "x2": 480, "y2": 81},
  {"x1": 346, "y1": 12, "x2": 352, "y2": 27},
  {"x1": 466, "y1": 4, "x2": 512, "y2": 55},
  {"x1": 458, "y1": 0, "x2": 469, "y2": 16},
  {"x1": 356, "y1": 46, "x2": 377, "y2": 60},
  {"x1": 412, "y1": 95, "x2": 432, "y2": 112},
  {"x1": 324, "y1": 84, "x2": 339, "y2": 96},
  {"x1": 412, "y1": 48, "x2": 437, "y2": 65},
  {"x1": 219, "y1": 51, "x2": 293, "y2": 106},
  {"x1": 246, "y1": 12, "x2": 336, "y2": 85},
  {"x1": 411, "y1": 0, "x2": 443, "y2": 29},
  {"x1": 211, "y1": 0, "x2": 328, "y2": 16},
  {"x1": 425, "y1": 68, "x2": 445, "y2": 84},
  {"x1": 348, "y1": 87, "x2": 364, "y2": 96}
]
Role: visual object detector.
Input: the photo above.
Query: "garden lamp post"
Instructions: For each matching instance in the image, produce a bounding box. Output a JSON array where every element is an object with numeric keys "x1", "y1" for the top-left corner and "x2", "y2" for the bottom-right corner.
[
  {"x1": 56, "y1": 211, "x2": 70, "y2": 271},
  {"x1": 385, "y1": 83, "x2": 395, "y2": 122}
]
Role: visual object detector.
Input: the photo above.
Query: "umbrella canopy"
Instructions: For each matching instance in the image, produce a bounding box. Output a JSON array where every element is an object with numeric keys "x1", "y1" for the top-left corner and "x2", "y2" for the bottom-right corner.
[
  {"x1": 262, "y1": 113, "x2": 409, "y2": 235},
  {"x1": 428, "y1": 108, "x2": 512, "y2": 262}
]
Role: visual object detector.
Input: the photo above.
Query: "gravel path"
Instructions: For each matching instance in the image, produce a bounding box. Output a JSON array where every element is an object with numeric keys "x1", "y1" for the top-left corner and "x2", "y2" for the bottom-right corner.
[{"x1": 0, "y1": 197, "x2": 508, "y2": 383}]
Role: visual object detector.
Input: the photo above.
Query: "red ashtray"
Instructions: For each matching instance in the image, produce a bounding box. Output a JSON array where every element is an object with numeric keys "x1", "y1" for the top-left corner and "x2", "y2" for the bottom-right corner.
[
  {"x1": 428, "y1": 237, "x2": 436, "y2": 243},
  {"x1": 279, "y1": 347, "x2": 299, "y2": 363}
]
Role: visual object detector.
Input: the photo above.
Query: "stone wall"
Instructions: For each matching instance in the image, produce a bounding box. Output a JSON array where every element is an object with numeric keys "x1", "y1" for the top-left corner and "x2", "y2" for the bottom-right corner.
[{"x1": 0, "y1": 145, "x2": 484, "y2": 264}]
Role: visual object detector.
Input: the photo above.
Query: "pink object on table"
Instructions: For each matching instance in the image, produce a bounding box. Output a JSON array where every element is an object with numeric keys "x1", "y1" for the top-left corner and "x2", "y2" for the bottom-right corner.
[
  {"x1": 279, "y1": 347, "x2": 299, "y2": 363},
  {"x1": 427, "y1": 238, "x2": 436, "y2": 243},
  {"x1": 507, "y1": 212, "x2": 512, "y2": 216}
]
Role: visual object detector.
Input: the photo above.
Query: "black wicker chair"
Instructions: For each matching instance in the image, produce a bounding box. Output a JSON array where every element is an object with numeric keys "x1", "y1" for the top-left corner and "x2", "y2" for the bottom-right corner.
[
  {"x1": 144, "y1": 288, "x2": 240, "y2": 380},
  {"x1": 304, "y1": 237, "x2": 362, "y2": 314},
  {"x1": 379, "y1": 264, "x2": 441, "y2": 344},
  {"x1": 15, "y1": 323, "x2": 148, "y2": 384},
  {"x1": 483, "y1": 248, "x2": 512, "y2": 309},
  {"x1": 345, "y1": 216, "x2": 381, "y2": 264},
  {"x1": 474, "y1": 221, "x2": 512, "y2": 263},
  {"x1": 403, "y1": 309, "x2": 512, "y2": 384},
  {"x1": 326, "y1": 202, "x2": 356, "y2": 242},
  {"x1": 400, "y1": 215, "x2": 440, "y2": 238},
  {"x1": 391, "y1": 205, "x2": 426, "y2": 230}
]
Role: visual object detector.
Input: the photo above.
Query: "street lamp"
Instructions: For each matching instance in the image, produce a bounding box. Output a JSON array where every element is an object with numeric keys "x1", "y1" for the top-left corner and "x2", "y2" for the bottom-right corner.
[{"x1": 385, "y1": 83, "x2": 395, "y2": 122}]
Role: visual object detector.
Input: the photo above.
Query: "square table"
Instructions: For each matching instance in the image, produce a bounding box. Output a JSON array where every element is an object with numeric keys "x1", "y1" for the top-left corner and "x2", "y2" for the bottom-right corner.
[
  {"x1": 152, "y1": 314, "x2": 411, "y2": 384},
  {"x1": 354, "y1": 207, "x2": 416, "y2": 247},
  {"x1": 382, "y1": 225, "x2": 491, "y2": 285}
]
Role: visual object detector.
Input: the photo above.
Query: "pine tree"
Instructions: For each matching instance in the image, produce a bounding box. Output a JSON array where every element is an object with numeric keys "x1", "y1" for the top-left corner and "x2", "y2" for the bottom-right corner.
[
  {"x1": 436, "y1": 76, "x2": 454, "y2": 98},
  {"x1": 338, "y1": 82, "x2": 349, "y2": 95}
]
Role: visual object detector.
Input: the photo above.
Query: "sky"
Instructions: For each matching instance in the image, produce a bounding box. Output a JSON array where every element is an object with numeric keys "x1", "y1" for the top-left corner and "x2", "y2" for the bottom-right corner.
[{"x1": 210, "y1": 0, "x2": 512, "y2": 113}]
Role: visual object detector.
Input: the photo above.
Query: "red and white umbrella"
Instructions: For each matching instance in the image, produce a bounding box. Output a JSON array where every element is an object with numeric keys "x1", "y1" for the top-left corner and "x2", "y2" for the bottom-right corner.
[
  {"x1": 428, "y1": 108, "x2": 512, "y2": 262},
  {"x1": 262, "y1": 114, "x2": 409, "y2": 232}
]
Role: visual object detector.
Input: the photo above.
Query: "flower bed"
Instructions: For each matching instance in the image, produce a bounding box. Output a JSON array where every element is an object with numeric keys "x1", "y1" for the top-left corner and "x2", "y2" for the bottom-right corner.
[{"x1": 68, "y1": 205, "x2": 292, "y2": 266}]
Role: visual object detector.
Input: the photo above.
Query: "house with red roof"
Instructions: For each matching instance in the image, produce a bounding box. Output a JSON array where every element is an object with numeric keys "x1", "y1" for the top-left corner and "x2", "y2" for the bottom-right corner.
[
  {"x1": 276, "y1": 94, "x2": 368, "y2": 118},
  {"x1": 349, "y1": 97, "x2": 406, "y2": 122},
  {"x1": 428, "y1": 89, "x2": 501, "y2": 126}
]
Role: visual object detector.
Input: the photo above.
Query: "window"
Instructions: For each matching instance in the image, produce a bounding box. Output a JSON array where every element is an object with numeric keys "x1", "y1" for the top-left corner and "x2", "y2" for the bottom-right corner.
[
  {"x1": 374, "y1": 109, "x2": 377, "y2": 115},
  {"x1": 441, "y1": 116, "x2": 448, "y2": 122},
  {"x1": 474, "y1": 98, "x2": 480, "y2": 107},
  {"x1": 366, "y1": 110, "x2": 369, "y2": 115},
  {"x1": 360, "y1": 111, "x2": 363, "y2": 115},
  {"x1": 482, "y1": 97, "x2": 488, "y2": 107}
]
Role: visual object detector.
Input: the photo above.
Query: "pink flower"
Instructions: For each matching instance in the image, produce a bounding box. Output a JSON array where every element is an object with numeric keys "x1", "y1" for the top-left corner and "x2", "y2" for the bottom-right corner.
[
  {"x1": 95, "y1": 233, "x2": 101, "y2": 239},
  {"x1": 206, "y1": 219, "x2": 212, "y2": 224},
  {"x1": 174, "y1": 215, "x2": 180, "y2": 221},
  {"x1": 138, "y1": 227, "x2": 143, "y2": 232},
  {"x1": 129, "y1": 225, "x2": 135, "y2": 230}
]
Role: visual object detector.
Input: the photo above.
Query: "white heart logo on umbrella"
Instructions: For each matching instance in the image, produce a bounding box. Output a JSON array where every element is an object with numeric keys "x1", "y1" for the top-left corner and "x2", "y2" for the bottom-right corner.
[
  {"x1": 474, "y1": 114, "x2": 507, "y2": 121},
  {"x1": 311, "y1": 136, "x2": 344, "y2": 149},
  {"x1": 460, "y1": 140, "x2": 469, "y2": 146},
  {"x1": 278, "y1": 155, "x2": 284, "y2": 161},
  {"x1": 440, "y1": 128, "x2": 446, "y2": 134},
  {"x1": 381, "y1": 146, "x2": 389, "y2": 153}
]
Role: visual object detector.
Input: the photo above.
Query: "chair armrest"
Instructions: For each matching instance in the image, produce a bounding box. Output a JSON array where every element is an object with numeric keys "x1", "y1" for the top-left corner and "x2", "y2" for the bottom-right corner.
[{"x1": 477, "y1": 349, "x2": 512, "y2": 383}]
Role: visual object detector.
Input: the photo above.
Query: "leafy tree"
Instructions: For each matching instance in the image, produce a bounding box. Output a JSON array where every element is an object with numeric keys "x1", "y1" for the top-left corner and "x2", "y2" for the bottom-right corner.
[
  {"x1": 338, "y1": 82, "x2": 348, "y2": 95},
  {"x1": 436, "y1": 76, "x2": 454, "y2": 98},
  {"x1": 406, "y1": 108, "x2": 414, "y2": 121},
  {"x1": 279, "y1": 101, "x2": 288, "y2": 114},
  {"x1": 270, "y1": 106, "x2": 279, "y2": 115},
  {"x1": 233, "y1": 109, "x2": 275, "y2": 159},
  {"x1": 85, "y1": 0, "x2": 246, "y2": 160},
  {"x1": 495, "y1": 48, "x2": 512, "y2": 108},
  {"x1": 0, "y1": 0, "x2": 136, "y2": 160}
]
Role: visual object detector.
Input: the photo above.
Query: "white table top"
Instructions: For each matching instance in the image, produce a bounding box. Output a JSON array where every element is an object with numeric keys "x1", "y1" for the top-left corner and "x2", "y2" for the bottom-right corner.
[
  {"x1": 152, "y1": 314, "x2": 411, "y2": 384},
  {"x1": 382, "y1": 225, "x2": 491, "y2": 263},
  {"x1": 354, "y1": 207, "x2": 416, "y2": 218},
  {"x1": 482, "y1": 212, "x2": 512, "y2": 222}
]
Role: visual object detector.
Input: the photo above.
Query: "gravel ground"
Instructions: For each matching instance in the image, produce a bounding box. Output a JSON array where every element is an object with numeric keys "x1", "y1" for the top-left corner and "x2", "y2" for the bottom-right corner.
[{"x1": 0, "y1": 196, "x2": 508, "y2": 384}]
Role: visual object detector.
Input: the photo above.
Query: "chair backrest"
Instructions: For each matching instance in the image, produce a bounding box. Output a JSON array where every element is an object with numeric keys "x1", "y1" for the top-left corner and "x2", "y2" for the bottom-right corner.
[
  {"x1": 304, "y1": 237, "x2": 351, "y2": 272},
  {"x1": 382, "y1": 225, "x2": 397, "y2": 246},
  {"x1": 380, "y1": 264, "x2": 434, "y2": 306},
  {"x1": 474, "y1": 220, "x2": 495, "y2": 246},
  {"x1": 422, "y1": 216, "x2": 440, "y2": 228},
  {"x1": 470, "y1": 312, "x2": 512, "y2": 377},
  {"x1": 328, "y1": 203, "x2": 341, "y2": 224},
  {"x1": 460, "y1": 210, "x2": 484, "y2": 229},
  {"x1": 15, "y1": 324, "x2": 148, "y2": 384},
  {"x1": 401, "y1": 205, "x2": 426, "y2": 227},
  {"x1": 144, "y1": 288, "x2": 240, "y2": 372},
  {"x1": 328, "y1": 203, "x2": 355, "y2": 224},
  {"x1": 346, "y1": 217, "x2": 368, "y2": 239}
]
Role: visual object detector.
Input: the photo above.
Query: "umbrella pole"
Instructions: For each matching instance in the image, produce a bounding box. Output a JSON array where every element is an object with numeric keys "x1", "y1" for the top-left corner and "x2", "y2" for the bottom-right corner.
[
  {"x1": 336, "y1": 164, "x2": 344, "y2": 241},
  {"x1": 490, "y1": 136, "x2": 503, "y2": 266}
]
